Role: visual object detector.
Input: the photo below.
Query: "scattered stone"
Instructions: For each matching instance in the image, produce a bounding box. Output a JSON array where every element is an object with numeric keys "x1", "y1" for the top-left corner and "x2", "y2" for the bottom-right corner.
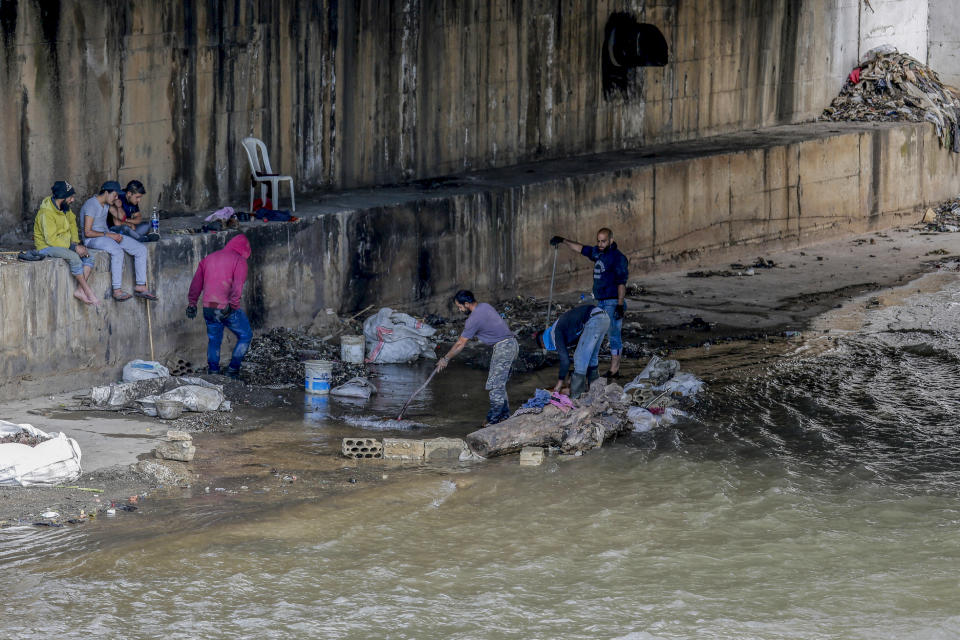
[
  {"x1": 154, "y1": 439, "x2": 196, "y2": 462},
  {"x1": 134, "y1": 459, "x2": 193, "y2": 486},
  {"x1": 166, "y1": 430, "x2": 192, "y2": 441}
]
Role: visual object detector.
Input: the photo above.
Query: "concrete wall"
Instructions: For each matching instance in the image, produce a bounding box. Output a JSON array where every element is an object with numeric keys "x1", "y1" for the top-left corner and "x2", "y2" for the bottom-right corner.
[
  {"x1": 928, "y1": 0, "x2": 960, "y2": 87},
  {"x1": 858, "y1": 0, "x2": 928, "y2": 61},
  {"x1": 0, "y1": 0, "x2": 866, "y2": 236},
  {"x1": 3, "y1": 121, "x2": 957, "y2": 400}
]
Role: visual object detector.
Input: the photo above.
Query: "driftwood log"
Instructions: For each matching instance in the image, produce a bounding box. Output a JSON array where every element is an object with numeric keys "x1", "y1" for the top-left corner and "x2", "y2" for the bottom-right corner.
[{"x1": 465, "y1": 380, "x2": 632, "y2": 458}]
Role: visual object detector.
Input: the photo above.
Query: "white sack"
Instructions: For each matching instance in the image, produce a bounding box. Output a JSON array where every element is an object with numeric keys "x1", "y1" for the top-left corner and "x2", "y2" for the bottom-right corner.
[
  {"x1": 330, "y1": 377, "x2": 377, "y2": 399},
  {"x1": 122, "y1": 360, "x2": 170, "y2": 382},
  {"x1": 0, "y1": 420, "x2": 82, "y2": 486},
  {"x1": 363, "y1": 307, "x2": 437, "y2": 363}
]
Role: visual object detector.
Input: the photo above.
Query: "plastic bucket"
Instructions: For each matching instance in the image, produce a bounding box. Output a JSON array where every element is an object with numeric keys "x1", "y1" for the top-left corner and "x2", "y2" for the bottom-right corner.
[
  {"x1": 341, "y1": 335, "x2": 365, "y2": 364},
  {"x1": 304, "y1": 360, "x2": 334, "y2": 395}
]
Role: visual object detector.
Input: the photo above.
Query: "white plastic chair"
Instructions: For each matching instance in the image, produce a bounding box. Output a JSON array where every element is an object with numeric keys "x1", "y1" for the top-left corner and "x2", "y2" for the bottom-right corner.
[{"x1": 242, "y1": 137, "x2": 296, "y2": 212}]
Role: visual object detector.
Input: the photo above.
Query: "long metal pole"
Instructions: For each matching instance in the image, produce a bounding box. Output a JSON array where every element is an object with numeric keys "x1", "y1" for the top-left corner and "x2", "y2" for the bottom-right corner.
[
  {"x1": 544, "y1": 245, "x2": 559, "y2": 330},
  {"x1": 397, "y1": 367, "x2": 438, "y2": 420}
]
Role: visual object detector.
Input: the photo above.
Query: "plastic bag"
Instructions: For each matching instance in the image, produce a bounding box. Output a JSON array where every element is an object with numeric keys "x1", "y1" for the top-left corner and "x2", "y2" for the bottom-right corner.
[
  {"x1": 143, "y1": 386, "x2": 226, "y2": 413},
  {"x1": 123, "y1": 360, "x2": 170, "y2": 382},
  {"x1": 626, "y1": 406, "x2": 686, "y2": 432},
  {"x1": 363, "y1": 307, "x2": 437, "y2": 363},
  {"x1": 330, "y1": 377, "x2": 377, "y2": 399},
  {"x1": 0, "y1": 420, "x2": 82, "y2": 486}
]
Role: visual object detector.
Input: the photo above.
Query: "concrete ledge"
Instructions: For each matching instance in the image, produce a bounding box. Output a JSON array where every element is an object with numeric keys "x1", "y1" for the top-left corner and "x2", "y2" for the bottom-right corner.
[{"x1": 2, "y1": 121, "x2": 958, "y2": 400}]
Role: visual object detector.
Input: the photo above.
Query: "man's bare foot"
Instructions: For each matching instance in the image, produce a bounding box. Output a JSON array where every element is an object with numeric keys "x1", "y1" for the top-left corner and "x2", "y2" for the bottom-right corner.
[{"x1": 74, "y1": 290, "x2": 98, "y2": 306}]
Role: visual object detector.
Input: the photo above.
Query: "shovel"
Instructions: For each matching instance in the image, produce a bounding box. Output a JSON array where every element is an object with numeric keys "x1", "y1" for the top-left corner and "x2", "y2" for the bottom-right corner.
[{"x1": 396, "y1": 367, "x2": 439, "y2": 420}]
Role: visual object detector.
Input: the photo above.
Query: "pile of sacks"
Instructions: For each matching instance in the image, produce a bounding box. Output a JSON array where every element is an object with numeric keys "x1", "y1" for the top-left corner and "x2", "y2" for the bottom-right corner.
[
  {"x1": 622, "y1": 356, "x2": 705, "y2": 432},
  {"x1": 821, "y1": 46, "x2": 960, "y2": 152},
  {"x1": 85, "y1": 376, "x2": 230, "y2": 414}
]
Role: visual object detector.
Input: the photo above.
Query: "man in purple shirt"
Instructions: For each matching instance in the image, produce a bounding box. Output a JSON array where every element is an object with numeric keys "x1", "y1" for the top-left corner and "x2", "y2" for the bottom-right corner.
[{"x1": 436, "y1": 290, "x2": 518, "y2": 426}]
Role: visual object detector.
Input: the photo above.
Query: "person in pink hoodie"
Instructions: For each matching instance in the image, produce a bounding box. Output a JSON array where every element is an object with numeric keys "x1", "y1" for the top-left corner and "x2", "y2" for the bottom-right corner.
[{"x1": 185, "y1": 234, "x2": 253, "y2": 378}]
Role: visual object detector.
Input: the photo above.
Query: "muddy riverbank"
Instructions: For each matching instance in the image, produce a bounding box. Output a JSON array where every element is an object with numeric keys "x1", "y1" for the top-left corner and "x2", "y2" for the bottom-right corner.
[{"x1": 1, "y1": 223, "x2": 957, "y2": 527}]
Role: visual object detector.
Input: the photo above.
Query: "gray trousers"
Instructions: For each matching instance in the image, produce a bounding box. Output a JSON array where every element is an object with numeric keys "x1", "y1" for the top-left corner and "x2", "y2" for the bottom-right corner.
[{"x1": 486, "y1": 337, "x2": 519, "y2": 420}]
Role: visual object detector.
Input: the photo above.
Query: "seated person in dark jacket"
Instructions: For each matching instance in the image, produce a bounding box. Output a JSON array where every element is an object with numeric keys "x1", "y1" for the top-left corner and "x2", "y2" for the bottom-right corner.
[{"x1": 535, "y1": 304, "x2": 611, "y2": 399}]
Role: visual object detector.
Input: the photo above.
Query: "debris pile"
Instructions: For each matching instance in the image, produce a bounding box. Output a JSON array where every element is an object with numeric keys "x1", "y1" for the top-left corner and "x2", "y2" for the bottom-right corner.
[
  {"x1": 244, "y1": 327, "x2": 367, "y2": 386},
  {"x1": 822, "y1": 47, "x2": 960, "y2": 152},
  {"x1": 920, "y1": 196, "x2": 960, "y2": 232}
]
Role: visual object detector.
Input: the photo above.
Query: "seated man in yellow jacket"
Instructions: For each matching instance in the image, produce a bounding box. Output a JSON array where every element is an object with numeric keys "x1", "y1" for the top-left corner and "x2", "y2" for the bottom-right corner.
[{"x1": 34, "y1": 180, "x2": 99, "y2": 306}]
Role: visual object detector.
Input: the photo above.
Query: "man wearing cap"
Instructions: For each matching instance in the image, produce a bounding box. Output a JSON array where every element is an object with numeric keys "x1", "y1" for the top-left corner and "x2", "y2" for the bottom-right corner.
[
  {"x1": 81, "y1": 181, "x2": 156, "y2": 302},
  {"x1": 436, "y1": 290, "x2": 518, "y2": 426},
  {"x1": 33, "y1": 180, "x2": 99, "y2": 306},
  {"x1": 109, "y1": 180, "x2": 158, "y2": 242},
  {"x1": 535, "y1": 304, "x2": 611, "y2": 399},
  {"x1": 550, "y1": 228, "x2": 629, "y2": 377}
]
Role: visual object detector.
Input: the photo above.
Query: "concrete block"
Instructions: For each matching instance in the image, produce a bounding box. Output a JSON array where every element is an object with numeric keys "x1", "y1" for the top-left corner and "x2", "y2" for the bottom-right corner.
[
  {"x1": 166, "y1": 430, "x2": 192, "y2": 441},
  {"x1": 382, "y1": 438, "x2": 425, "y2": 461},
  {"x1": 342, "y1": 438, "x2": 383, "y2": 459},
  {"x1": 519, "y1": 447, "x2": 545, "y2": 466},
  {"x1": 423, "y1": 438, "x2": 467, "y2": 462},
  {"x1": 154, "y1": 440, "x2": 196, "y2": 462}
]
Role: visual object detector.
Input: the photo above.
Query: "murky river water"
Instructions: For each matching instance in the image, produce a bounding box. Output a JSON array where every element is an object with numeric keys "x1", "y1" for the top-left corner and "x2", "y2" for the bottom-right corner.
[{"x1": 4, "y1": 291, "x2": 960, "y2": 638}]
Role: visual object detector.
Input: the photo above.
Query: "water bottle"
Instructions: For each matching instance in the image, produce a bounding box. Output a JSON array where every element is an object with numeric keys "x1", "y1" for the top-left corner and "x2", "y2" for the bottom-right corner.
[{"x1": 150, "y1": 206, "x2": 159, "y2": 234}]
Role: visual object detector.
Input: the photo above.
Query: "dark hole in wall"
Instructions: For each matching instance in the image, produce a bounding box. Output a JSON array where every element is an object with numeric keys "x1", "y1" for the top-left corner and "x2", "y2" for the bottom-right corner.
[{"x1": 602, "y1": 13, "x2": 668, "y2": 100}]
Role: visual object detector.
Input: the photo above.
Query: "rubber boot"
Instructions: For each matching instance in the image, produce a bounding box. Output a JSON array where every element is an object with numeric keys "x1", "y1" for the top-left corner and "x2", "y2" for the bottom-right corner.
[
  {"x1": 569, "y1": 373, "x2": 587, "y2": 399},
  {"x1": 586, "y1": 366, "x2": 599, "y2": 386}
]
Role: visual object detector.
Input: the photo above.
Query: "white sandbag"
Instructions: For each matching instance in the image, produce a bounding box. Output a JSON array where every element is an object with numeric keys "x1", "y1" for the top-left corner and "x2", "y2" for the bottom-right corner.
[
  {"x1": 0, "y1": 420, "x2": 82, "y2": 486},
  {"x1": 363, "y1": 307, "x2": 437, "y2": 363},
  {"x1": 123, "y1": 360, "x2": 170, "y2": 382},
  {"x1": 330, "y1": 377, "x2": 377, "y2": 399},
  {"x1": 90, "y1": 378, "x2": 168, "y2": 408}
]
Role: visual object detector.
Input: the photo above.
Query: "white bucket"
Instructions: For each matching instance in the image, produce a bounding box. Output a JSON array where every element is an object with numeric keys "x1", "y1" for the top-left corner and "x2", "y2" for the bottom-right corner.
[
  {"x1": 341, "y1": 335, "x2": 365, "y2": 364},
  {"x1": 304, "y1": 360, "x2": 334, "y2": 395}
]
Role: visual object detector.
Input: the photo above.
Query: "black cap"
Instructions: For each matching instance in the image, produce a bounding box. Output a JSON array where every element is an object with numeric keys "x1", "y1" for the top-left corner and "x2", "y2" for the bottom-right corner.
[
  {"x1": 100, "y1": 180, "x2": 123, "y2": 193},
  {"x1": 51, "y1": 180, "x2": 75, "y2": 200}
]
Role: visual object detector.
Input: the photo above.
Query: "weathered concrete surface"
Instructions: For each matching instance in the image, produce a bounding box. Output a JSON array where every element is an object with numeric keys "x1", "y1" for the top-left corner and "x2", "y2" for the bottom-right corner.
[
  {"x1": 0, "y1": 0, "x2": 870, "y2": 236},
  {"x1": 0, "y1": 121, "x2": 957, "y2": 400},
  {"x1": 859, "y1": 0, "x2": 928, "y2": 61},
  {"x1": 928, "y1": 0, "x2": 960, "y2": 87}
]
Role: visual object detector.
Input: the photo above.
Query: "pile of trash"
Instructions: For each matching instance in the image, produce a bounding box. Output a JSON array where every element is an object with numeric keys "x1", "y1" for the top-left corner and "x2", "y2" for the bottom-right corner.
[
  {"x1": 243, "y1": 327, "x2": 367, "y2": 386},
  {"x1": 920, "y1": 196, "x2": 960, "y2": 232},
  {"x1": 464, "y1": 356, "x2": 704, "y2": 457},
  {"x1": 821, "y1": 46, "x2": 960, "y2": 152},
  {"x1": 82, "y1": 376, "x2": 231, "y2": 415}
]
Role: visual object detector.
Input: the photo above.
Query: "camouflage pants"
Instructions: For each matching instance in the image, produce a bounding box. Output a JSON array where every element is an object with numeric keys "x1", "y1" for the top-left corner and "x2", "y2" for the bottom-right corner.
[{"x1": 485, "y1": 337, "x2": 519, "y2": 423}]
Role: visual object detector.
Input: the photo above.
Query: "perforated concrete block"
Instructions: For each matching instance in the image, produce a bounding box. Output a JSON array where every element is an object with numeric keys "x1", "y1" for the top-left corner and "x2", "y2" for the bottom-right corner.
[
  {"x1": 382, "y1": 438, "x2": 425, "y2": 461},
  {"x1": 342, "y1": 438, "x2": 383, "y2": 459}
]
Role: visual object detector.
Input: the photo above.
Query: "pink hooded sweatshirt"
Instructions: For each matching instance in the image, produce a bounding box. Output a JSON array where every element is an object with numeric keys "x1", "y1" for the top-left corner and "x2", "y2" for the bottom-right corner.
[{"x1": 188, "y1": 234, "x2": 251, "y2": 309}]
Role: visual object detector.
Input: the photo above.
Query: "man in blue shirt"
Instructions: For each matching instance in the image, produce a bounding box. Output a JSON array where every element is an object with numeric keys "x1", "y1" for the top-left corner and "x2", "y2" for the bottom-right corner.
[
  {"x1": 550, "y1": 227, "x2": 629, "y2": 377},
  {"x1": 535, "y1": 304, "x2": 611, "y2": 399},
  {"x1": 109, "y1": 180, "x2": 159, "y2": 242}
]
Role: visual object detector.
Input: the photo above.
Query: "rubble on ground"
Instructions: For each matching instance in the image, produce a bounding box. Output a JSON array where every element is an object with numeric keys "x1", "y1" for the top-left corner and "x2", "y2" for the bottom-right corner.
[
  {"x1": 242, "y1": 327, "x2": 368, "y2": 386},
  {"x1": 919, "y1": 196, "x2": 960, "y2": 232},
  {"x1": 821, "y1": 47, "x2": 960, "y2": 152}
]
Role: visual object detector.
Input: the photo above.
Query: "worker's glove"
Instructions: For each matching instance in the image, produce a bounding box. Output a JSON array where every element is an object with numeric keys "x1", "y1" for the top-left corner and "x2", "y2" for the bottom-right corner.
[
  {"x1": 549, "y1": 235, "x2": 565, "y2": 247},
  {"x1": 614, "y1": 303, "x2": 625, "y2": 320},
  {"x1": 185, "y1": 305, "x2": 197, "y2": 319}
]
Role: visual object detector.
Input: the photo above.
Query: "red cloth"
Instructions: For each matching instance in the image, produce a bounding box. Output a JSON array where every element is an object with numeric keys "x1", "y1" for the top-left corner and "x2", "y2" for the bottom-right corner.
[
  {"x1": 252, "y1": 197, "x2": 273, "y2": 212},
  {"x1": 187, "y1": 234, "x2": 251, "y2": 309},
  {"x1": 848, "y1": 67, "x2": 861, "y2": 84}
]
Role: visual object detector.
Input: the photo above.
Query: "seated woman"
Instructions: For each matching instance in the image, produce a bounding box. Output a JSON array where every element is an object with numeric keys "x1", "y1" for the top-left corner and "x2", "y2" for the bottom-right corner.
[
  {"x1": 81, "y1": 181, "x2": 157, "y2": 301},
  {"x1": 33, "y1": 180, "x2": 99, "y2": 306}
]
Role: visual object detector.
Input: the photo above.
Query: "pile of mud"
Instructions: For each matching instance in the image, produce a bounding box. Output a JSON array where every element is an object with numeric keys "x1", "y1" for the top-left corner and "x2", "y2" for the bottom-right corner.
[
  {"x1": 822, "y1": 48, "x2": 960, "y2": 152},
  {"x1": 242, "y1": 328, "x2": 368, "y2": 386}
]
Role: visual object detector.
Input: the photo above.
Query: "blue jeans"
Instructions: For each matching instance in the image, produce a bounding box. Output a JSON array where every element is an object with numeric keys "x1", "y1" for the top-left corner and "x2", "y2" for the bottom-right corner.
[
  {"x1": 573, "y1": 310, "x2": 611, "y2": 375},
  {"x1": 111, "y1": 222, "x2": 152, "y2": 241},
  {"x1": 596, "y1": 298, "x2": 624, "y2": 355},
  {"x1": 203, "y1": 307, "x2": 253, "y2": 372},
  {"x1": 38, "y1": 246, "x2": 95, "y2": 276}
]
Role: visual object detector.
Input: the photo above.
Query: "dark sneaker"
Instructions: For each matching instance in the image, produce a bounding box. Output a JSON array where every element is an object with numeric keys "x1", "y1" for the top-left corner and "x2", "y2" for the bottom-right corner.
[
  {"x1": 226, "y1": 368, "x2": 241, "y2": 380},
  {"x1": 145, "y1": 232, "x2": 161, "y2": 242}
]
